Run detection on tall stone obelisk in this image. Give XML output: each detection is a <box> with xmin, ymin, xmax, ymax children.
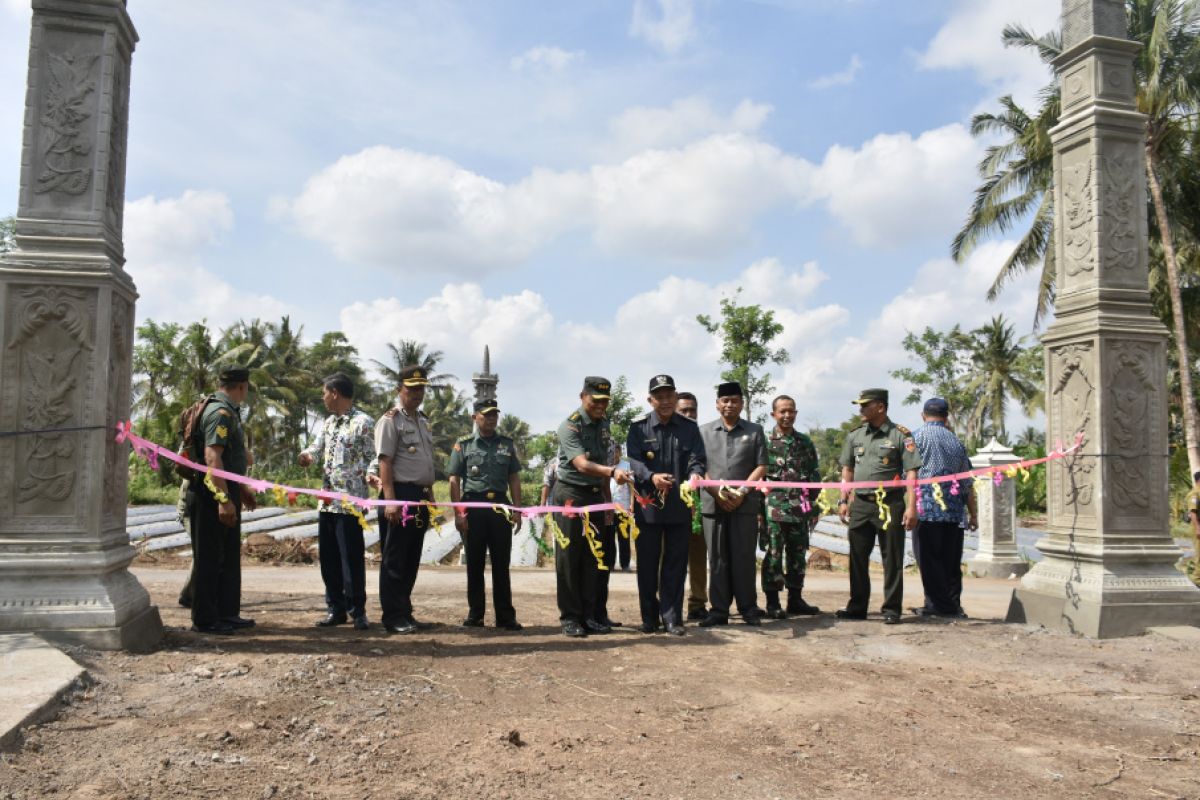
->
<box><xmin>1007</xmin><ymin>0</ymin><xmax>1200</xmax><ymax>636</ymax></box>
<box><xmin>0</xmin><ymin>0</ymin><xmax>162</xmax><ymax>650</ymax></box>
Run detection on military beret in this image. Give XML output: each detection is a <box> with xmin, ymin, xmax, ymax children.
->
<box><xmin>716</xmin><ymin>381</ymin><xmax>743</xmax><ymax>398</ymax></box>
<box><xmin>398</xmin><ymin>365</ymin><xmax>431</xmax><ymax>387</ymax></box>
<box><xmin>219</xmin><ymin>366</ymin><xmax>250</xmax><ymax>383</ymax></box>
<box><xmin>852</xmin><ymin>388</ymin><xmax>888</xmax><ymax>405</ymax></box>
<box><xmin>648</xmin><ymin>374</ymin><xmax>676</xmax><ymax>393</ymax></box>
<box><xmin>582</xmin><ymin>376</ymin><xmax>611</xmax><ymax>399</ymax></box>
<box><xmin>473</xmin><ymin>398</ymin><xmax>500</xmax><ymax>414</ymax></box>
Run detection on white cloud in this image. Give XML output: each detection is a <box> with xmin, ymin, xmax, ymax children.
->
<box><xmin>810</xmin><ymin>124</ymin><xmax>983</xmax><ymax>248</ymax></box>
<box><xmin>807</xmin><ymin>54</ymin><xmax>863</xmax><ymax>90</ymax></box>
<box><xmin>607</xmin><ymin>97</ymin><xmax>772</xmax><ymax>155</ymax></box>
<box><xmin>510</xmin><ymin>45</ymin><xmax>584</xmax><ymax>72</ymax></box>
<box><xmin>124</xmin><ymin>191</ymin><xmax>291</xmax><ymax>327</ymax></box>
<box><xmin>918</xmin><ymin>0</ymin><xmax>1059</xmax><ymax>108</ymax></box>
<box><xmin>630</xmin><ymin>0</ymin><xmax>698</xmax><ymax>55</ymax></box>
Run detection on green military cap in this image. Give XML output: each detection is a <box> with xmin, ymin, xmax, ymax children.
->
<box><xmin>582</xmin><ymin>376</ymin><xmax>612</xmax><ymax>399</ymax></box>
<box><xmin>219</xmin><ymin>365</ymin><xmax>250</xmax><ymax>383</ymax></box>
<box><xmin>398</xmin><ymin>365</ymin><xmax>432</xmax><ymax>387</ymax></box>
<box><xmin>852</xmin><ymin>388</ymin><xmax>888</xmax><ymax>405</ymax></box>
<box><xmin>473</xmin><ymin>398</ymin><xmax>500</xmax><ymax>414</ymax></box>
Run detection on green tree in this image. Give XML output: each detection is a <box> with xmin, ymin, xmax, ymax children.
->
<box><xmin>890</xmin><ymin>325</ymin><xmax>975</xmax><ymax>430</ymax></box>
<box><xmin>0</xmin><ymin>215</ymin><xmax>14</xmax><ymax>255</ymax></box>
<box><xmin>604</xmin><ymin>375</ymin><xmax>642</xmax><ymax>447</ymax></box>
<box><xmin>696</xmin><ymin>288</ymin><xmax>789</xmax><ymax>420</ymax></box>
<box><xmin>421</xmin><ymin>383</ymin><xmax>472</xmax><ymax>478</ymax></box>
<box><xmin>304</xmin><ymin>331</ymin><xmax>382</xmax><ymax>426</ymax></box>
<box><xmin>371</xmin><ymin>340</ymin><xmax>457</xmax><ymax>389</ymax></box>
<box><xmin>963</xmin><ymin>316</ymin><xmax>1039</xmax><ymax>444</ymax></box>
<box><xmin>497</xmin><ymin>413</ymin><xmax>532</xmax><ymax>458</ymax></box>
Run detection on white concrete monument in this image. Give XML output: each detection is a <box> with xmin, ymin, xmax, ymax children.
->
<box><xmin>0</xmin><ymin>0</ymin><xmax>162</xmax><ymax>650</ymax></box>
<box><xmin>967</xmin><ymin>439</ymin><xmax>1029</xmax><ymax>580</ymax></box>
<box><xmin>1006</xmin><ymin>0</ymin><xmax>1200</xmax><ymax>636</ymax></box>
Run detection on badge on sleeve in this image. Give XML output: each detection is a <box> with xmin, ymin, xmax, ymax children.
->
<box><xmin>216</xmin><ymin>424</ymin><xmax>228</xmax><ymax>439</ymax></box>
<box><xmin>904</xmin><ymin>437</ymin><xmax>915</xmax><ymax>452</ymax></box>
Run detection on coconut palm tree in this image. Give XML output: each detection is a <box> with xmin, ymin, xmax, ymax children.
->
<box><xmin>371</xmin><ymin>339</ymin><xmax>457</xmax><ymax>389</ymax></box>
<box><xmin>963</xmin><ymin>316</ymin><xmax>1038</xmax><ymax>443</ymax></box>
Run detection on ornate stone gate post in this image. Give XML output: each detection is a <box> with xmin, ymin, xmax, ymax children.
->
<box><xmin>1006</xmin><ymin>0</ymin><xmax>1200</xmax><ymax>636</ymax></box>
<box><xmin>0</xmin><ymin>0</ymin><xmax>162</xmax><ymax>649</ymax></box>
<box><xmin>967</xmin><ymin>439</ymin><xmax>1028</xmax><ymax>580</ymax></box>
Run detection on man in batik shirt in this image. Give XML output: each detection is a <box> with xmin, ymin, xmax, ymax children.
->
<box><xmin>299</xmin><ymin>373</ymin><xmax>376</xmax><ymax>630</ymax></box>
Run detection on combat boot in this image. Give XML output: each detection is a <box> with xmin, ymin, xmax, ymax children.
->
<box><xmin>787</xmin><ymin>580</ymin><xmax>821</xmax><ymax>616</ymax></box>
<box><xmin>764</xmin><ymin>590</ymin><xmax>786</xmax><ymax>619</ymax></box>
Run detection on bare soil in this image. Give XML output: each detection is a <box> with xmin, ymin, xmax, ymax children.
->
<box><xmin>2</xmin><ymin>564</ymin><xmax>1199</xmax><ymax>800</ymax></box>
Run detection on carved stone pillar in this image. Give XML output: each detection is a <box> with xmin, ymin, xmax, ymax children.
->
<box><xmin>0</xmin><ymin>0</ymin><xmax>161</xmax><ymax>650</ymax></box>
<box><xmin>967</xmin><ymin>440</ymin><xmax>1029</xmax><ymax>579</ymax></box>
<box><xmin>1006</xmin><ymin>0</ymin><xmax>1200</xmax><ymax>636</ymax></box>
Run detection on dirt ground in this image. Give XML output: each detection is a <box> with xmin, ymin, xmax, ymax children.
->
<box><xmin>2</xmin><ymin>560</ymin><xmax>1199</xmax><ymax>800</ymax></box>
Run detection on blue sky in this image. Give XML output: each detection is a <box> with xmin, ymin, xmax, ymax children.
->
<box><xmin>0</xmin><ymin>0</ymin><xmax>1060</xmax><ymax>433</ymax></box>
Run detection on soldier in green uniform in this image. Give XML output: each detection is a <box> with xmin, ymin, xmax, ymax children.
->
<box><xmin>189</xmin><ymin>366</ymin><xmax>257</xmax><ymax>635</ymax></box>
<box><xmin>762</xmin><ymin>395</ymin><xmax>822</xmax><ymax>618</ymax></box>
<box><xmin>553</xmin><ymin>377</ymin><xmax>633</xmax><ymax>637</ymax></box>
<box><xmin>836</xmin><ymin>388</ymin><xmax>921</xmax><ymax>625</ymax></box>
<box><xmin>1187</xmin><ymin>471</ymin><xmax>1200</xmax><ymax>579</ymax></box>
<box><xmin>448</xmin><ymin>398</ymin><xmax>525</xmax><ymax>631</ymax></box>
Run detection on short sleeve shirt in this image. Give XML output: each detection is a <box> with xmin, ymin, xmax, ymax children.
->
<box><xmin>447</xmin><ymin>432</ymin><xmax>522</xmax><ymax>495</ymax></box>
<box><xmin>374</xmin><ymin>407</ymin><xmax>436</xmax><ymax>486</ymax></box>
<box><xmin>556</xmin><ymin>407</ymin><xmax>612</xmax><ymax>489</ymax></box>
<box><xmin>839</xmin><ymin>418</ymin><xmax>922</xmax><ymax>489</ymax></box>
<box><xmin>200</xmin><ymin>391</ymin><xmax>246</xmax><ymax>476</ymax></box>
<box><xmin>699</xmin><ymin>416</ymin><xmax>767</xmax><ymax>517</ymax></box>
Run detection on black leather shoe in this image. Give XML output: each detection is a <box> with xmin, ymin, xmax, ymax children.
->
<box><xmin>191</xmin><ymin>623</ymin><xmax>235</xmax><ymax>635</ymax></box>
<box><xmin>883</xmin><ymin>612</ymin><xmax>902</xmax><ymax>625</ymax></box>
<box><xmin>353</xmin><ymin>616</ymin><xmax>370</xmax><ymax>630</ymax></box>
<box><xmin>221</xmin><ymin>616</ymin><xmax>256</xmax><ymax>629</ymax></box>
<box><xmin>787</xmin><ymin>598</ymin><xmax>822</xmax><ymax>616</ymax></box>
<box><xmin>765</xmin><ymin>604</ymin><xmax>786</xmax><ymax>620</ymax></box>
<box><xmin>462</xmin><ymin>617</ymin><xmax>485</xmax><ymax>628</ymax></box>
<box><xmin>410</xmin><ymin>617</ymin><xmax>434</xmax><ymax>631</ymax></box>
<box><xmin>385</xmin><ymin>619</ymin><xmax>417</xmax><ymax>634</ymax></box>
<box><xmin>602</xmin><ymin>618</ymin><xmax>622</xmax><ymax>628</ymax></box>
<box><xmin>742</xmin><ymin>614</ymin><xmax>762</xmax><ymax>627</ymax></box>
<box><xmin>562</xmin><ymin>621</ymin><xmax>587</xmax><ymax>637</ymax></box>
<box><xmin>686</xmin><ymin>608</ymin><xmax>707</xmax><ymax>622</ymax></box>
<box><xmin>835</xmin><ymin>609</ymin><xmax>867</xmax><ymax>620</ymax></box>
<box><xmin>316</xmin><ymin>614</ymin><xmax>348</xmax><ymax>627</ymax></box>
<box><xmin>665</xmin><ymin>623</ymin><xmax>686</xmax><ymax>636</ymax></box>
<box><xmin>698</xmin><ymin>614</ymin><xmax>728</xmax><ymax>628</ymax></box>
<box><xmin>497</xmin><ymin>620</ymin><xmax>524</xmax><ymax>631</ymax></box>
<box><xmin>639</xmin><ymin>621</ymin><xmax>660</xmax><ymax>634</ymax></box>
<box><xmin>584</xmin><ymin>619</ymin><xmax>612</xmax><ymax>634</ymax></box>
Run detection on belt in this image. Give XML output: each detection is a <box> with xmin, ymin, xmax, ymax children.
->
<box><xmin>557</xmin><ymin>482</ymin><xmax>602</xmax><ymax>494</ymax></box>
<box><xmin>854</xmin><ymin>489</ymin><xmax>905</xmax><ymax>501</ymax></box>
<box><xmin>463</xmin><ymin>490</ymin><xmax>510</xmax><ymax>503</ymax></box>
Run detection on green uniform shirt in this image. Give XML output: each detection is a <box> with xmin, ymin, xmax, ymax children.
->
<box><xmin>839</xmin><ymin>418</ymin><xmax>921</xmax><ymax>490</ymax></box>
<box><xmin>766</xmin><ymin>427</ymin><xmax>820</xmax><ymax>522</ymax></box>
<box><xmin>556</xmin><ymin>407</ymin><xmax>612</xmax><ymax>489</ymax></box>
<box><xmin>200</xmin><ymin>391</ymin><xmax>247</xmax><ymax>476</ymax></box>
<box><xmin>447</xmin><ymin>431</ymin><xmax>522</xmax><ymax>496</ymax></box>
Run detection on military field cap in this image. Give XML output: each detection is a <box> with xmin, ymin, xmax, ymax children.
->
<box><xmin>923</xmin><ymin>397</ymin><xmax>950</xmax><ymax>416</ymax></box>
<box><xmin>717</xmin><ymin>381</ymin><xmax>744</xmax><ymax>398</ymax></box>
<box><xmin>852</xmin><ymin>388</ymin><xmax>888</xmax><ymax>405</ymax></box>
<box><xmin>398</xmin><ymin>365</ymin><xmax>431</xmax><ymax>387</ymax></box>
<box><xmin>582</xmin><ymin>376</ymin><xmax>612</xmax><ymax>399</ymax></box>
<box><xmin>648</xmin><ymin>374</ymin><xmax>676</xmax><ymax>393</ymax></box>
<box><xmin>473</xmin><ymin>398</ymin><xmax>500</xmax><ymax>414</ymax></box>
<box><xmin>219</xmin><ymin>366</ymin><xmax>250</xmax><ymax>383</ymax></box>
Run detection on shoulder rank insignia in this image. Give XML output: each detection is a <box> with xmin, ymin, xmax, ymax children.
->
<box><xmin>896</xmin><ymin>425</ymin><xmax>911</xmax><ymax>435</ymax></box>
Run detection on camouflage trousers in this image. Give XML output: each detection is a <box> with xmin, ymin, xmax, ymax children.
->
<box><xmin>760</xmin><ymin>516</ymin><xmax>812</xmax><ymax>593</ymax></box>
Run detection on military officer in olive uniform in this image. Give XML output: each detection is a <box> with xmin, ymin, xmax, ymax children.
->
<box><xmin>189</xmin><ymin>366</ymin><xmax>258</xmax><ymax>635</ymax></box>
<box><xmin>836</xmin><ymin>388</ymin><xmax>922</xmax><ymax>625</ymax></box>
<box><xmin>375</xmin><ymin>365</ymin><xmax>437</xmax><ymax>635</ymax></box>
<box><xmin>626</xmin><ymin>375</ymin><xmax>707</xmax><ymax>635</ymax></box>
<box><xmin>553</xmin><ymin>377</ymin><xmax>633</xmax><ymax>637</ymax></box>
<box><xmin>447</xmin><ymin>398</ymin><xmax>525</xmax><ymax>631</ymax></box>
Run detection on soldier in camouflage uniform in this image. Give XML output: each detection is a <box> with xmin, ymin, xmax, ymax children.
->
<box><xmin>761</xmin><ymin>395</ymin><xmax>822</xmax><ymax>618</ymax></box>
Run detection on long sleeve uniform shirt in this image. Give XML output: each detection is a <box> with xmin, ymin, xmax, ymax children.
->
<box><xmin>625</xmin><ymin>412</ymin><xmax>707</xmax><ymax>525</ymax></box>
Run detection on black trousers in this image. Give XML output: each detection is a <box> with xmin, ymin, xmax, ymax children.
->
<box><xmin>635</xmin><ymin>522</ymin><xmax>690</xmax><ymax>626</ymax></box>
<box><xmin>190</xmin><ymin>492</ymin><xmax>241</xmax><ymax>628</ymax></box>
<box><xmin>553</xmin><ymin>482</ymin><xmax>602</xmax><ymax>624</ymax></box>
<box><xmin>912</xmin><ymin>520</ymin><xmax>965</xmax><ymax>614</ymax></box>
<box><xmin>318</xmin><ymin>511</ymin><xmax>367</xmax><ymax>619</ymax></box>
<box><xmin>594</xmin><ymin>521</ymin><xmax>617</xmax><ymax>621</ymax></box>
<box><xmin>702</xmin><ymin>512</ymin><xmax>760</xmax><ymax>617</ymax></box>
<box><xmin>377</xmin><ymin>483</ymin><xmax>430</xmax><ymax>627</ymax></box>
<box><xmin>616</xmin><ymin>524</ymin><xmax>632</xmax><ymax>570</ymax></box>
<box><xmin>463</xmin><ymin>499</ymin><xmax>516</xmax><ymax>625</ymax></box>
<box><xmin>846</xmin><ymin>495</ymin><xmax>907</xmax><ymax>616</ymax></box>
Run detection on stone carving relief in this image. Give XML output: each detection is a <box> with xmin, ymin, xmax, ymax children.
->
<box><xmin>1052</xmin><ymin>343</ymin><xmax>1095</xmax><ymax>511</ymax></box>
<box><xmin>103</xmin><ymin>295</ymin><xmax>130</xmax><ymax>519</ymax></box>
<box><xmin>105</xmin><ymin>57</ymin><xmax>129</xmax><ymax>235</ymax></box>
<box><xmin>6</xmin><ymin>287</ymin><xmax>94</xmax><ymax>511</ymax></box>
<box><xmin>35</xmin><ymin>49</ymin><xmax>100</xmax><ymax>196</ymax></box>
<box><xmin>1101</xmin><ymin>149</ymin><xmax>1139</xmax><ymax>274</ymax></box>
<box><xmin>1063</xmin><ymin>63</ymin><xmax>1091</xmax><ymax>109</ymax></box>
<box><xmin>1062</xmin><ymin>157</ymin><xmax>1095</xmax><ymax>279</ymax></box>
<box><xmin>1108</xmin><ymin>342</ymin><xmax>1154</xmax><ymax>510</ymax></box>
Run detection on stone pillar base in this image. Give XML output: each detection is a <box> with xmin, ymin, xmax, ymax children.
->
<box><xmin>37</xmin><ymin>605</ymin><xmax>163</xmax><ymax>653</ymax></box>
<box><xmin>967</xmin><ymin>559</ymin><xmax>1030</xmax><ymax>580</ymax></box>
<box><xmin>1006</xmin><ymin>558</ymin><xmax>1200</xmax><ymax>637</ymax></box>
